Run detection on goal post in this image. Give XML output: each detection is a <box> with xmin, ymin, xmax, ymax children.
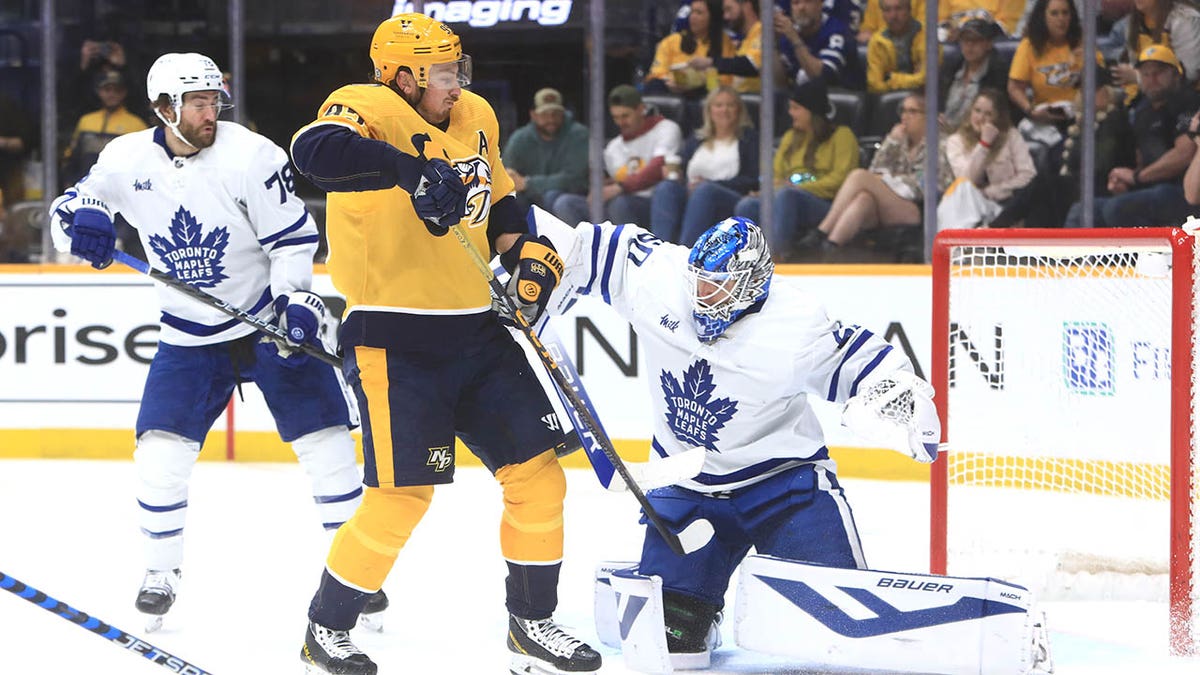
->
<box><xmin>930</xmin><ymin>227</ymin><xmax>1199</xmax><ymax>656</ymax></box>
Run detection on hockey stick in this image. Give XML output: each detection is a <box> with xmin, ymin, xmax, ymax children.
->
<box><xmin>449</xmin><ymin>222</ymin><xmax>712</xmax><ymax>555</ymax></box>
<box><xmin>112</xmin><ymin>249</ymin><xmax>343</xmax><ymax>369</ymax></box>
<box><xmin>490</xmin><ymin>261</ymin><xmax>706</xmax><ymax>492</ymax></box>
<box><xmin>0</xmin><ymin>571</ymin><xmax>213</xmax><ymax>674</ymax></box>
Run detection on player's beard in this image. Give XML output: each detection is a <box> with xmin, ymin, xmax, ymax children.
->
<box><xmin>179</xmin><ymin>118</ymin><xmax>217</xmax><ymax>149</ymax></box>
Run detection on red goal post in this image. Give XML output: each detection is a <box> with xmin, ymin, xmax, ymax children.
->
<box><xmin>930</xmin><ymin>227</ymin><xmax>1199</xmax><ymax>656</ymax></box>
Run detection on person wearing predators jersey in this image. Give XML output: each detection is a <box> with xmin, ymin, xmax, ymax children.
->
<box><xmin>289</xmin><ymin>13</ymin><xmax>600</xmax><ymax>675</ymax></box>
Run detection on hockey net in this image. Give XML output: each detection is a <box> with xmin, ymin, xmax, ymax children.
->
<box><xmin>930</xmin><ymin>228</ymin><xmax>1200</xmax><ymax>656</ymax></box>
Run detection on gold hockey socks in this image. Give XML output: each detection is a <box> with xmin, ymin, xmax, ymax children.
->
<box><xmin>325</xmin><ymin>484</ymin><xmax>434</xmax><ymax>592</ymax></box>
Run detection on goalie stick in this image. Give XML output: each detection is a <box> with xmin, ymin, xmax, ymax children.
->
<box><xmin>0</xmin><ymin>571</ymin><xmax>212</xmax><ymax>674</ymax></box>
<box><xmin>489</xmin><ymin>261</ymin><xmax>707</xmax><ymax>492</ymax></box>
<box><xmin>112</xmin><ymin>249</ymin><xmax>343</xmax><ymax>369</ymax></box>
<box><xmin>447</xmin><ymin>220</ymin><xmax>712</xmax><ymax>555</ymax></box>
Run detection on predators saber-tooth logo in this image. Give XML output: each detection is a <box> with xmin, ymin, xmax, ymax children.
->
<box><xmin>452</xmin><ymin>156</ymin><xmax>494</xmax><ymax>227</ymax></box>
<box><xmin>427</xmin><ymin>446</ymin><xmax>453</xmax><ymax>472</ymax></box>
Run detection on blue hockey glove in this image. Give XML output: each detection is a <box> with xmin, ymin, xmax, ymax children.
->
<box><xmin>273</xmin><ymin>291</ymin><xmax>326</xmax><ymax>346</ymax></box>
<box><xmin>499</xmin><ymin>234</ymin><xmax>563</xmax><ymax>325</ymax></box>
<box><xmin>410</xmin><ymin>158</ymin><xmax>467</xmax><ymax>236</ymax></box>
<box><xmin>70</xmin><ymin>202</ymin><xmax>116</xmax><ymax>269</ymax></box>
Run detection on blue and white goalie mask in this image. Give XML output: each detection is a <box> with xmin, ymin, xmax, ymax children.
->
<box><xmin>685</xmin><ymin>217</ymin><xmax>774</xmax><ymax>342</ymax></box>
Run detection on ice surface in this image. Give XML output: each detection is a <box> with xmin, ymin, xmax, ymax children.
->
<box><xmin>0</xmin><ymin>460</ymin><xmax>1195</xmax><ymax>674</ymax></box>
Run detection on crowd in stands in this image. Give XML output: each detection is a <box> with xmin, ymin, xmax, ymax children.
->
<box><xmin>532</xmin><ymin>0</ymin><xmax>1200</xmax><ymax>263</ymax></box>
<box><xmin>10</xmin><ymin>1</ymin><xmax>1200</xmax><ymax>264</ymax></box>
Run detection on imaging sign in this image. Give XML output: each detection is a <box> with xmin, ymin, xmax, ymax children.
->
<box><xmin>391</xmin><ymin>1</ymin><xmax>576</xmax><ymax>29</ymax></box>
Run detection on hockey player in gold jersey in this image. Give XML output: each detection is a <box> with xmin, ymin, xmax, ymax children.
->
<box><xmin>290</xmin><ymin>13</ymin><xmax>600</xmax><ymax>675</ymax></box>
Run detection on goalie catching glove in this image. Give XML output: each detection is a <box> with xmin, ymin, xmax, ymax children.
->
<box><xmin>499</xmin><ymin>234</ymin><xmax>563</xmax><ymax>325</ymax></box>
<box><xmin>842</xmin><ymin>369</ymin><xmax>940</xmax><ymax>463</ymax></box>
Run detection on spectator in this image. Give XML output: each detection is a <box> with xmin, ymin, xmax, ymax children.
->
<box><xmin>940</xmin><ymin>1</ymin><xmax>1027</xmax><ymax>39</ymax></box>
<box><xmin>1183</xmin><ymin>109</ymin><xmax>1200</xmax><ymax>204</ymax></box>
<box><xmin>1008</xmin><ymin>0</ymin><xmax>1110</xmax><ymax>131</ymax></box>
<box><xmin>733</xmin><ymin>78</ymin><xmax>859</xmax><ymax>261</ymax></box>
<box><xmin>0</xmin><ymin>92</ymin><xmax>33</xmax><ymax>206</ymax></box>
<box><xmin>802</xmin><ymin>93</ymin><xmax>950</xmax><ymax>254</ymax></box>
<box><xmin>825</xmin><ymin>0</ymin><xmax>868</xmax><ymax>35</ymax></box>
<box><xmin>940</xmin><ymin>88</ymin><xmax>1037</xmax><ymax>228</ymax></box>
<box><xmin>62</xmin><ymin>70</ymin><xmax>149</xmax><ymax>189</ymax></box>
<box><xmin>503</xmin><ymin>88</ymin><xmax>589</xmax><ymax>213</ymax></box>
<box><xmin>649</xmin><ymin>85</ymin><xmax>760</xmax><ymax>244</ymax></box>
<box><xmin>551</xmin><ymin>85</ymin><xmax>682</xmax><ymax>227</ymax></box>
<box><xmin>866</xmin><ymin>0</ymin><xmax>933</xmax><ymax>93</ymax></box>
<box><xmin>1111</xmin><ymin>0</ymin><xmax>1200</xmax><ymax>99</ymax></box>
<box><xmin>687</xmin><ymin>0</ymin><xmax>764</xmax><ymax>93</ymax></box>
<box><xmin>939</xmin><ymin>18</ymin><xmax>1011</xmax><ymax>130</ymax></box>
<box><xmin>776</xmin><ymin>0</ymin><xmax>865</xmax><ymax>88</ymax></box>
<box><xmin>859</xmin><ymin>0</ymin><xmax>927</xmax><ymax>44</ymax></box>
<box><xmin>645</xmin><ymin>0</ymin><xmax>735</xmax><ymax>96</ymax></box>
<box><xmin>1066</xmin><ymin>45</ymin><xmax>1200</xmax><ymax>227</ymax></box>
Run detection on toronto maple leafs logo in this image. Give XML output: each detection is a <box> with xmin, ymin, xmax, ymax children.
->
<box><xmin>148</xmin><ymin>207</ymin><xmax>230</xmax><ymax>288</ymax></box>
<box><xmin>660</xmin><ymin>359</ymin><xmax>738</xmax><ymax>450</ymax></box>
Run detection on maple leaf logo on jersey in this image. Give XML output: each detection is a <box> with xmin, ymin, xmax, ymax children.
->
<box><xmin>148</xmin><ymin>206</ymin><xmax>230</xmax><ymax>288</ymax></box>
<box><xmin>660</xmin><ymin>359</ymin><xmax>738</xmax><ymax>451</ymax></box>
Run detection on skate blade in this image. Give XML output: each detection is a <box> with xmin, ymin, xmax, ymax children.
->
<box><xmin>357</xmin><ymin>612</ymin><xmax>384</xmax><ymax>633</ymax></box>
<box><xmin>144</xmin><ymin>615</ymin><xmax>163</xmax><ymax>633</ymax></box>
<box><xmin>510</xmin><ymin>653</ymin><xmax>581</xmax><ymax>675</ymax></box>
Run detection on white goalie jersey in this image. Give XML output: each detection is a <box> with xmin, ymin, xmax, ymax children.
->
<box><xmin>539</xmin><ymin>212</ymin><xmax>918</xmax><ymax>493</ymax></box>
<box><xmin>50</xmin><ymin>122</ymin><xmax>319</xmax><ymax>347</ymax></box>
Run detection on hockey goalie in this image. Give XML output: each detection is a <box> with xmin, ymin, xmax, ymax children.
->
<box><xmin>522</xmin><ymin>208</ymin><xmax>1052</xmax><ymax>674</ymax></box>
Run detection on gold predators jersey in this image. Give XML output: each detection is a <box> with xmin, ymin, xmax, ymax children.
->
<box><xmin>295</xmin><ymin>85</ymin><xmax>515</xmax><ymax>322</ymax></box>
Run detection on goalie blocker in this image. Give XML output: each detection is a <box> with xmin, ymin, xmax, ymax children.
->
<box><xmin>595</xmin><ymin>556</ymin><xmax>1053</xmax><ymax>675</ymax></box>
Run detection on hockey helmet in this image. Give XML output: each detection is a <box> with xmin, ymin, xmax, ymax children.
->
<box><xmin>146</xmin><ymin>52</ymin><xmax>230</xmax><ymax>110</ymax></box>
<box><xmin>685</xmin><ymin>217</ymin><xmax>774</xmax><ymax>342</ymax></box>
<box><xmin>370</xmin><ymin>13</ymin><xmax>472</xmax><ymax>89</ymax></box>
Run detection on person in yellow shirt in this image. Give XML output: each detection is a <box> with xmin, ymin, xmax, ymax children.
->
<box><xmin>866</xmin><ymin>0</ymin><xmax>934</xmax><ymax>93</ymax></box>
<box><xmin>61</xmin><ymin>69</ymin><xmax>148</xmax><ymax>188</ymax></box>
<box><xmin>939</xmin><ymin>0</ymin><xmax>1026</xmax><ymax>38</ymax></box>
<box><xmin>645</xmin><ymin>0</ymin><xmax>735</xmax><ymax>95</ymax></box>
<box><xmin>859</xmin><ymin>0</ymin><xmax>926</xmax><ymax>44</ymax></box>
<box><xmin>289</xmin><ymin>13</ymin><xmax>599</xmax><ymax>675</ymax></box>
<box><xmin>733</xmin><ymin>78</ymin><xmax>859</xmax><ymax>261</ymax></box>
<box><xmin>1007</xmin><ymin>0</ymin><xmax>1110</xmax><ymax>124</ymax></box>
<box><xmin>689</xmin><ymin>0</ymin><xmax>763</xmax><ymax>93</ymax></box>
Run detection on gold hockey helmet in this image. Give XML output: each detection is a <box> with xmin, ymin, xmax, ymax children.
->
<box><xmin>370</xmin><ymin>13</ymin><xmax>472</xmax><ymax>89</ymax></box>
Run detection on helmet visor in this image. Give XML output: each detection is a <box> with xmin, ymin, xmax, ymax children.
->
<box><xmin>427</xmin><ymin>55</ymin><xmax>472</xmax><ymax>89</ymax></box>
<box><xmin>179</xmin><ymin>90</ymin><xmax>234</xmax><ymax>115</ymax></box>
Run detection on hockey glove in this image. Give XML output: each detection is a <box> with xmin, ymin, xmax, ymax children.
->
<box><xmin>842</xmin><ymin>370</ymin><xmax>941</xmax><ymax>463</ymax></box>
<box><xmin>410</xmin><ymin>158</ymin><xmax>467</xmax><ymax>236</ymax></box>
<box><xmin>499</xmin><ymin>234</ymin><xmax>563</xmax><ymax>325</ymax></box>
<box><xmin>70</xmin><ymin>201</ymin><xmax>117</xmax><ymax>269</ymax></box>
<box><xmin>273</xmin><ymin>291</ymin><xmax>326</xmax><ymax>346</ymax></box>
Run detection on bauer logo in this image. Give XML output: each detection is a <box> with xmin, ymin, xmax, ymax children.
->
<box><xmin>660</xmin><ymin>359</ymin><xmax>737</xmax><ymax>451</ymax></box>
<box><xmin>1062</xmin><ymin>322</ymin><xmax>1114</xmax><ymax>395</ymax></box>
<box><xmin>392</xmin><ymin>1</ymin><xmax>574</xmax><ymax>28</ymax></box>
<box><xmin>148</xmin><ymin>207</ymin><xmax>230</xmax><ymax>288</ymax></box>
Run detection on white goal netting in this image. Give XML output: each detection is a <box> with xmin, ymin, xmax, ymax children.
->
<box><xmin>936</xmin><ymin>236</ymin><xmax>1199</xmax><ymax>655</ymax></box>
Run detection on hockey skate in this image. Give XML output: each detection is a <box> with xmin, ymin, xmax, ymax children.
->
<box><xmin>302</xmin><ymin>620</ymin><xmax>378</xmax><ymax>675</ymax></box>
<box><xmin>356</xmin><ymin>589</ymin><xmax>389</xmax><ymax>633</ymax></box>
<box><xmin>508</xmin><ymin>615</ymin><xmax>601</xmax><ymax>674</ymax></box>
<box><xmin>134</xmin><ymin>568</ymin><xmax>180</xmax><ymax>633</ymax></box>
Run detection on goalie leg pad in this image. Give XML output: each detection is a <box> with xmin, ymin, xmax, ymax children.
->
<box><xmin>291</xmin><ymin>425</ymin><xmax>364</xmax><ymax>531</ymax></box>
<box><xmin>134</xmin><ymin>430</ymin><xmax>201</xmax><ymax>571</ymax></box>
<box><xmin>608</xmin><ymin>567</ymin><xmax>673</xmax><ymax>674</ymax></box>
<box><xmin>734</xmin><ymin>554</ymin><xmax>1048</xmax><ymax>675</ymax></box>
<box><xmin>594</xmin><ymin>562</ymin><xmax>637</xmax><ymax>649</ymax></box>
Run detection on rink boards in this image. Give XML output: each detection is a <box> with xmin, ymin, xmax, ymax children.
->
<box><xmin>0</xmin><ymin>263</ymin><xmax>931</xmax><ymax>481</ymax></box>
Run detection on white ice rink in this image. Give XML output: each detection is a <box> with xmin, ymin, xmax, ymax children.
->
<box><xmin>0</xmin><ymin>459</ymin><xmax>1196</xmax><ymax>674</ymax></box>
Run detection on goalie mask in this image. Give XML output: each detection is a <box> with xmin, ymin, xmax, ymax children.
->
<box><xmin>146</xmin><ymin>52</ymin><xmax>231</xmax><ymax>149</ymax></box>
<box><xmin>371</xmin><ymin>13</ymin><xmax>472</xmax><ymax>90</ymax></box>
<box><xmin>685</xmin><ymin>217</ymin><xmax>774</xmax><ymax>342</ymax></box>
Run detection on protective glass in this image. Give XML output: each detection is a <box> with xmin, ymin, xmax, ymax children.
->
<box><xmin>427</xmin><ymin>55</ymin><xmax>472</xmax><ymax>89</ymax></box>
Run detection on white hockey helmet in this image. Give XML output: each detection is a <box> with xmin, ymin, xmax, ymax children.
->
<box><xmin>146</xmin><ymin>53</ymin><xmax>230</xmax><ymax>146</ymax></box>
